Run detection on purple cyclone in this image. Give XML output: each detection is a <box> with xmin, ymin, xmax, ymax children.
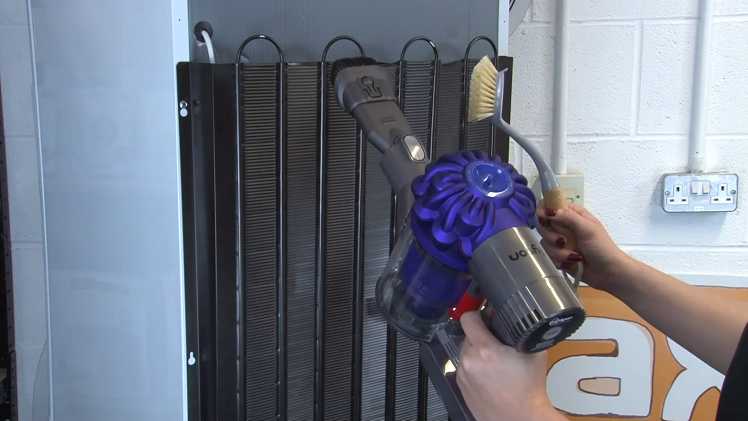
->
<box><xmin>398</xmin><ymin>150</ymin><xmax>538</xmax><ymax>319</ymax></box>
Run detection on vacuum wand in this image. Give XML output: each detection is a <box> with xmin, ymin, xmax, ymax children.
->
<box><xmin>331</xmin><ymin>57</ymin><xmax>430</xmax><ymax>228</ymax></box>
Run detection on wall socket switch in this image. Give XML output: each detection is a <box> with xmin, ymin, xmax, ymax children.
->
<box><xmin>661</xmin><ymin>173</ymin><xmax>739</xmax><ymax>213</ymax></box>
<box><xmin>532</xmin><ymin>173</ymin><xmax>585</xmax><ymax>206</ymax></box>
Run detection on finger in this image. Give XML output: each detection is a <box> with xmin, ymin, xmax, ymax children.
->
<box><xmin>536</xmin><ymin>201</ymin><xmax>547</xmax><ymax>222</ymax></box>
<box><xmin>567</xmin><ymin>203</ymin><xmax>600</xmax><ymax>223</ymax></box>
<box><xmin>456</xmin><ymin>362</ymin><xmax>470</xmax><ymax>390</ymax></box>
<box><xmin>536</xmin><ymin>223</ymin><xmax>566</xmax><ymax>246</ymax></box>
<box><xmin>540</xmin><ymin>238</ymin><xmax>578</xmax><ymax>263</ymax></box>
<box><xmin>544</xmin><ymin>207</ymin><xmax>593</xmax><ymax>238</ymax></box>
<box><xmin>558</xmin><ymin>260</ymin><xmax>579</xmax><ymax>272</ymax></box>
<box><xmin>548</xmin><ymin>257</ymin><xmax>579</xmax><ymax>274</ymax></box>
<box><xmin>542</xmin><ymin>200</ymin><xmax>599</xmax><ymax>225</ymax></box>
<box><xmin>460</xmin><ymin>311</ymin><xmax>495</xmax><ymax>349</ymax></box>
<box><xmin>461</xmin><ymin>334</ymin><xmax>473</xmax><ymax>350</ymax></box>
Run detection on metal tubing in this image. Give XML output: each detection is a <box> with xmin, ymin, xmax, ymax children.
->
<box><xmin>318</xmin><ymin>35</ymin><xmax>366</xmax><ymax>421</ymax></box>
<box><xmin>235</xmin><ymin>34</ymin><xmax>287</xmax><ymax>420</ymax></box>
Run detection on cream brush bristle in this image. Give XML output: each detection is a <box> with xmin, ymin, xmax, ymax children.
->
<box><xmin>468</xmin><ymin>56</ymin><xmax>500</xmax><ymax>123</ymax></box>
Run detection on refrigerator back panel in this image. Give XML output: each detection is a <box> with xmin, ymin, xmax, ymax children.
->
<box><xmin>177</xmin><ymin>35</ymin><xmax>514</xmax><ymax>421</ymax></box>
<box><xmin>189</xmin><ymin>0</ymin><xmax>501</xmax><ymax>63</ymax></box>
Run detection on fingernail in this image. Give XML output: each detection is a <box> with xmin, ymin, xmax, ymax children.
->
<box><xmin>556</xmin><ymin>237</ymin><xmax>567</xmax><ymax>246</ymax></box>
<box><xmin>560</xmin><ymin>262</ymin><xmax>572</xmax><ymax>270</ymax></box>
<box><xmin>545</xmin><ymin>209</ymin><xmax>557</xmax><ymax>217</ymax></box>
<box><xmin>567</xmin><ymin>253</ymin><xmax>583</xmax><ymax>262</ymax></box>
<box><xmin>538</xmin><ymin>217</ymin><xmax>547</xmax><ymax>226</ymax></box>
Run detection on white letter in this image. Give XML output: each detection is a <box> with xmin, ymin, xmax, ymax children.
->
<box><xmin>662</xmin><ymin>338</ymin><xmax>724</xmax><ymax>421</ymax></box>
<box><xmin>547</xmin><ymin>318</ymin><xmax>654</xmax><ymax>417</ymax></box>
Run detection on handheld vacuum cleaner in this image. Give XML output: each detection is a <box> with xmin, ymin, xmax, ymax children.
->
<box><xmin>331</xmin><ymin>57</ymin><xmax>586</xmax><ymax>420</ymax></box>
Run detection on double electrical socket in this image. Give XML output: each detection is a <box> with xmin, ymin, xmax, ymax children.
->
<box><xmin>661</xmin><ymin>173</ymin><xmax>739</xmax><ymax>213</ymax></box>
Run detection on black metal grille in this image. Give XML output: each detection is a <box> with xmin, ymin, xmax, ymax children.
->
<box><xmin>0</xmin><ymin>67</ymin><xmax>17</xmax><ymax>421</ymax></box>
<box><xmin>395</xmin><ymin>60</ymin><xmax>436</xmax><ymax>421</ymax></box>
<box><xmin>240</xmin><ymin>63</ymin><xmax>281</xmax><ymax>421</ymax></box>
<box><xmin>433</xmin><ymin>61</ymin><xmax>464</xmax><ymax>161</ymax></box>
<box><xmin>319</xmin><ymin>62</ymin><xmax>361</xmax><ymax>420</ymax></box>
<box><xmin>284</xmin><ymin>64</ymin><xmax>321</xmax><ymax>420</ymax></box>
<box><xmin>178</xmin><ymin>45</ymin><xmax>513</xmax><ymax>421</ymax></box>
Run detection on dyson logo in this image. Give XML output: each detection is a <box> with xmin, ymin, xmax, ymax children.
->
<box><xmin>549</xmin><ymin>316</ymin><xmax>573</xmax><ymax>326</ymax></box>
<box><xmin>508</xmin><ymin>244</ymin><xmax>541</xmax><ymax>261</ymax></box>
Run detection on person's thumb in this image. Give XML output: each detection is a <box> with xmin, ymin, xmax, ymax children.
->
<box><xmin>460</xmin><ymin>311</ymin><xmax>495</xmax><ymax>349</ymax></box>
<box><xmin>547</xmin><ymin>207</ymin><xmax>594</xmax><ymax>238</ymax></box>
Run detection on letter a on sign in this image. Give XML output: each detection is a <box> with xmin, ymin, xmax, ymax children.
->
<box><xmin>546</xmin><ymin>318</ymin><xmax>654</xmax><ymax>417</ymax></box>
<box><xmin>662</xmin><ymin>338</ymin><xmax>724</xmax><ymax>421</ymax></box>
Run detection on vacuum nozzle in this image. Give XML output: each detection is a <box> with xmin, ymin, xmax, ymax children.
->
<box><xmin>329</xmin><ymin>56</ymin><xmax>379</xmax><ymax>87</ymax></box>
<box><xmin>330</xmin><ymin>56</ymin><xmax>430</xmax><ymax>230</ymax></box>
<box><xmin>330</xmin><ymin>57</ymin><xmax>413</xmax><ymax>154</ymax></box>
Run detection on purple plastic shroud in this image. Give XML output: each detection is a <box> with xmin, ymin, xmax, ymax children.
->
<box><xmin>399</xmin><ymin>150</ymin><xmax>538</xmax><ymax>319</ymax></box>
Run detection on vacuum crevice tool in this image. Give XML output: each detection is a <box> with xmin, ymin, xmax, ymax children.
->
<box><xmin>330</xmin><ymin>57</ymin><xmax>429</xmax><ymax>229</ymax></box>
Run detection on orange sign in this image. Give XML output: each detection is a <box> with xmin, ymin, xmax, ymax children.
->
<box><xmin>546</xmin><ymin>286</ymin><xmax>748</xmax><ymax>421</ymax></box>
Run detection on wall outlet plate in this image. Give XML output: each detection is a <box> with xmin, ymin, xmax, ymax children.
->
<box><xmin>661</xmin><ymin>172</ymin><xmax>739</xmax><ymax>213</ymax></box>
<box><xmin>531</xmin><ymin>173</ymin><xmax>585</xmax><ymax>206</ymax></box>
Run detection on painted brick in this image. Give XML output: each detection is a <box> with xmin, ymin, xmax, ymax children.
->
<box><xmin>0</xmin><ymin>1</ymin><xmax>46</xmax><ymax>414</ymax></box>
<box><xmin>708</xmin><ymin>21</ymin><xmax>748</xmax><ymax>134</ymax></box>
<box><xmin>522</xmin><ymin>138</ymin><xmax>748</xmax><ymax>247</ymax></box>
<box><xmin>0</xmin><ymin>25</ymin><xmax>35</xmax><ymax>137</ymax></box>
<box><xmin>567</xmin><ymin>24</ymin><xmax>636</xmax><ymax>134</ymax></box>
<box><xmin>509</xmin><ymin>25</ymin><xmax>555</xmax><ymax>135</ymax></box>
<box><xmin>16</xmin><ymin>344</ymin><xmax>44</xmax><ymax>421</ymax></box>
<box><xmin>627</xmin><ymin>249</ymin><xmax>748</xmax><ymax>277</ymax></box>
<box><xmin>715</xmin><ymin>0</ymin><xmax>748</xmax><ymax>16</ymax></box>
<box><xmin>522</xmin><ymin>2</ymin><xmax>533</xmax><ymax>23</ymax></box>
<box><xmin>11</xmin><ymin>245</ymin><xmax>47</xmax><ymax>348</ymax></box>
<box><xmin>639</xmin><ymin>23</ymin><xmax>696</xmax><ymax>135</ymax></box>
<box><xmin>586</xmin><ymin>139</ymin><xmax>748</xmax><ymax>246</ymax></box>
<box><xmin>0</xmin><ymin>0</ymin><xmax>27</xmax><ymax>25</ymax></box>
<box><xmin>532</xmin><ymin>0</ymin><xmax>698</xmax><ymax>22</ymax></box>
<box><xmin>5</xmin><ymin>137</ymin><xmax>43</xmax><ymax>242</ymax></box>
<box><xmin>509</xmin><ymin>23</ymin><xmax>636</xmax><ymax>135</ymax></box>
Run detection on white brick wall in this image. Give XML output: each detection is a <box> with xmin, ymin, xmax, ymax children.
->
<box><xmin>0</xmin><ymin>0</ymin><xmax>47</xmax><ymax>420</ymax></box>
<box><xmin>510</xmin><ymin>1</ymin><xmax>748</xmax><ymax>270</ymax></box>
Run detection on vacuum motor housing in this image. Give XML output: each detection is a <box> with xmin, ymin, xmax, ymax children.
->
<box><xmin>375</xmin><ymin>150</ymin><xmax>586</xmax><ymax>352</ymax></box>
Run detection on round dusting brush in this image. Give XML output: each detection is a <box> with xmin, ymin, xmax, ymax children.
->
<box><xmin>330</xmin><ymin>56</ymin><xmax>378</xmax><ymax>84</ymax></box>
<box><xmin>468</xmin><ymin>56</ymin><xmax>582</xmax><ymax>292</ymax></box>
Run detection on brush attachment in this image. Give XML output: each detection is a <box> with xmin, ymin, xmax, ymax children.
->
<box><xmin>330</xmin><ymin>56</ymin><xmax>378</xmax><ymax>83</ymax></box>
<box><xmin>465</xmin><ymin>54</ymin><xmax>584</xmax><ymax>295</ymax></box>
<box><xmin>467</xmin><ymin>56</ymin><xmax>500</xmax><ymax>123</ymax></box>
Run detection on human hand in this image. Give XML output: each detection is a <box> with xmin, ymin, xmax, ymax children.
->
<box><xmin>536</xmin><ymin>200</ymin><xmax>632</xmax><ymax>293</ymax></box>
<box><xmin>456</xmin><ymin>312</ymin><xmax>566</xmax><ymax>421</ymax></box>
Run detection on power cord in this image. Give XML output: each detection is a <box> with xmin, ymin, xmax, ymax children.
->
<box><xmin>201</xmin><ymin>30</ymin><xmax>216</xmax><ymax>64</ymax></box>
<box><xmin>563</xmin><ymin>262</ymin><xmax>583</xmax><ymax>296</ymax></box>
<box><xmin>194</xmin><ymin>21</ymin><xmax>217</xmax><ymax>64</ymax></box>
